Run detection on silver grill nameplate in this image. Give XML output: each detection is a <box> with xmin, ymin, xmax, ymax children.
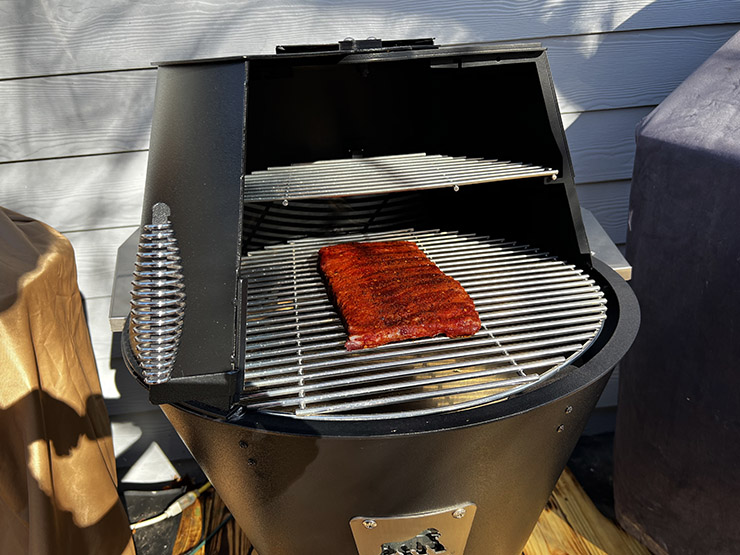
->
<box><xmin>349</xmin><ymin>503</ymin><xmax>477</xmax><ymax>555</ymax></box>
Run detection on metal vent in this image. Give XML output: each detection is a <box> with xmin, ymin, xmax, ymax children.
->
<box><xmin>239</xmin><ymin>229</ymin><xmax>606</xmax><ymax>420</ymax></box>
<box><xmin>242</xmin><ymin>153</ymin><xmax>559</xmax><ymax>203</ymax></box>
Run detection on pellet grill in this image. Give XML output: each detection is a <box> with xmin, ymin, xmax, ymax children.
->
<box><xmin>122</xmin><ymin>38</ymin><xmax>639</xmax><ymax>555</ymax></box>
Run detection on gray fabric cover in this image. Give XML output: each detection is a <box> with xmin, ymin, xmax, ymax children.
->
<box><xmin>614</xmin><ymin>31</ymin><xmax>740</xmax><ymax>554</ymax></box>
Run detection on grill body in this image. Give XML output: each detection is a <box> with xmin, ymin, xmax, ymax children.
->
<box><xmin>123</xmin><ymin>40</ymin><xmax>639</xmax><ymax>554</ymax></box>
<box><xmin>158</xmin><ymin>259</ymin><xmax>636</xmax><ymax>555</ymax></box>
<box><xmin>166</xmin><ymin>378</ymin><xmax>597</xmax><ymax>554</ymax></box>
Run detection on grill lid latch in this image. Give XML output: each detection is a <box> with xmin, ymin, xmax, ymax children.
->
<box><xmin>339</xmin><ymin>37</ymin><xmax>383</xmax><ymax>51</ymax></box>
<box><xmin>275</xmin><ymin>38</ymin><xmax>436</xmax><ymax>55</ymax></box>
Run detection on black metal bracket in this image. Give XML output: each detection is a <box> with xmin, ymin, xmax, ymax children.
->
<box><xmin>147</xmin><ymin>368</ymin><xmax>242</xmax><ymax>409</ymax></box>
<box><xmin>275</xmin><ymin>37</ymin><xmax>436</xmax><ymax>55</ymax></box>
<box><xmin>339</xmin><ymin>37</ymin><xmax>383</xmax><ymax>51</ymax></box>
<box><xmin>121</xmin><ymin>314</ymin><xmax>243</xmax><ymax>411</ymax></box>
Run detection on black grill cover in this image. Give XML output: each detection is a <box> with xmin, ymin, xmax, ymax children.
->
<box><xmin>614</xmin><ymin>31</ymin><xmax>740</xmax><ymax>555</ymax></box>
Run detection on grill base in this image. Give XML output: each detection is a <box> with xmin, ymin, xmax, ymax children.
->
<box><xmin>153</xmin><ymin>257</ymin><xmax>638</xmax><ymax>555</ymax></box>
<box><xmin>163</xmin><ymin>370</ymin><xmax>610</xmax><ymax>555</ymax></box>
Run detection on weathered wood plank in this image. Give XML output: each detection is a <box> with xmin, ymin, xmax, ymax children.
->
<box><xmin>565</xmin><ymin>106</ymin><xmax>653</xmax><ymax>184</ymax></box>
<box><xmin>1</xmin><ymin>26</ymin><xmax>737</xmax><ymax>162</ymax></box>
<box><xmin>176</xmin><ymin>489</ymin><xmax>252</xmax><ymax>555</ymax></box>
<box><xmin>2</xmin><ymin>0</ymin><xmax>739</xmax><ymax>79</ymax></box>
<box><xmin>65</xmin><ymin>225</ymin><xmax>138</xmax><ymax>299</ymax></box>
<box><xmin>576</xmin><ymin>180</ymin><xmax>631</xmax><ymax>244</ymax></box>
<box><xmin>0</xmin><ymin>71</ymin><xmax>155</xmax><ymax>162</ymax></box>
<box><xmin>0</xmin><ymin>151</ymin><xmax>146</xmax><ymax>231</ymax></box>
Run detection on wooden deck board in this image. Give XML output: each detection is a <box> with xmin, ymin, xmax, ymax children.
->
<box><xmin>175</xmin><ymin>468</ymin><xmax>648</xmax><ymax>555</ymax></box>
<box><xmin>523</xmin><ymin>469</ymin><xmax>650</xmax><ymax>555</ymax></box>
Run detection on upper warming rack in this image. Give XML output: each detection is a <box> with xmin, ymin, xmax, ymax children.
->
<box><xmin>239</xmin><ymin>229</ymin><xmax>606</xmax><ymax>420</ymax></box>
<box><xmin>242</xmin><ymin>153</ymin><xmax>559</xmax><ymax>203</ymax></box>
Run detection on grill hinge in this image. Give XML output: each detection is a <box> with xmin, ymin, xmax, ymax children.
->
<box><xmin>147</xmin><ymin>368</ymin><xmax>243</xmax><ymax>409</ymax></box>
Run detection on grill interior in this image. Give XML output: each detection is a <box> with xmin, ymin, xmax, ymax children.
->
<box><xmin>242</xmin><ymin>153</ymin><xmax>559</xmax><ymax>203</ymax></box>
<box><xmin>239</xmin><ymin>229</ymin><xmax>607</xmax><ymax>420</ymax></box>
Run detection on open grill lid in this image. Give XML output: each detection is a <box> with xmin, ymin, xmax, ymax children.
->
<box><xmin>126</xmin><ymin>39</ymin><xmax>591</xmax><ymax>411</ymax></box>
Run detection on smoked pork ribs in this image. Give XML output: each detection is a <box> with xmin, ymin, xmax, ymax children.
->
<box><xmin>318</xmin><ymin>241</ymin><xmax>481</xmax><ymax>350</ymax></box>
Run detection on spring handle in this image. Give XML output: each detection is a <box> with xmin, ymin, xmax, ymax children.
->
<box><xmin>129</xmin><ymin>203</ymin><xmax>185</xmax><ymax>385</ymax></box>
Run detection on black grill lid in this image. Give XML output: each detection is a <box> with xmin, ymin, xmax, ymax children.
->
<box><xmin>127</xmin><ymin>40</ymin><xmax>591</xmax><ymax>410</ymax></box>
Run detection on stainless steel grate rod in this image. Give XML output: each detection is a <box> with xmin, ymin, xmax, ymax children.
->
<box><xmin>243</xmin><ymin>294</ymin><xmax>603</xmax><ymax>338</ymax></box>
<box><xmin>239</xmin><ymin>229</ymin><xmax>606</xmax><ymax>419</ymax></box>
<box><xmin>244</xmin><ymin>248</ymin><xmax>546</xmax><ymax>290</ymax></box>
<box><xmin>243</xmin><ymin>305</ymin><xmax>606</xmax><ymax>348</ymax></box>
<box><xmin>244</xmin><ymin>323</ymin><xmax>603</xmax><ymax>372</ymax></box>
<box><xmin>293</xmin><ymin>369</ymin><xmax>557</xmax><ymax>417</ymax></box>
<box><xmin>246</xmin><ymin>356</ymin><xmax>569</xmax><ymax>411</ymax></box>
<box><xmin>244</xmin><ymin>283</ymin><xmax>601</xmax><ymax>325</ymax></box>
<box><xmin>242</xmin><ymin>231</ymin><xmax>517</xmax><ymax>264</ymax></box>
<box><xmin>245</xmin><ymin>327</ymin><xmax>598</xmax><ymax>376</ymax></box>
<box><xmin>242</xmin><ymin>153</ymin><xmax>558</xmax><ymax>202</ymax></box>
<box><xmin>243</xmin><ymin>315</ymin><xmax>606</xmax><ymax>362</ymax></box>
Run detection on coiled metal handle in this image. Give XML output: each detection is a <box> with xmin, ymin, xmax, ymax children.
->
<box><xmin>130</xmin><ymin>203</ymin><xmax>185</xmax><ymax>385</ymax></box>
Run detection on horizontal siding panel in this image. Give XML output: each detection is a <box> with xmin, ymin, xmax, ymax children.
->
<box><xmin>65</xmin><ymin>225</ymin><xmax>138</xmax><ymax>299</ymax></box>
<box><xmin>0</xmin><ymin>151</ymin><xmax>146</xmax><ymax>232</ymax></box>
<box><xmin>564</xmin><ymin>106</ymin><xmax>653</xmax><ymax>183</ymax></box>
<box><xmin>0</xmin><ymin>71</ymin><xmax>155</xmax><ymax>162</ymax></box>
<box><xmin>2</xmin><ymin>1</ymin><xmax>740</xmax><ymax>78</ymax></box>
<box><xmin>2</xmin><ymin>27</ymin><xmax>739</xmax><ymax>162</ymax></box>
<box><xmin>1</xmin><ymin>97</ymin><xmax>649</xmax><ymax>193</ymax></box>
<box><xmin>576</xmin><ymin>180</ymin><xmax>631</xmax><ymax>244</ymax></box>
<box><xmin>547</xmin><ymin>24</ymin><xmax>740</xmax><ymax>113</ymax></box>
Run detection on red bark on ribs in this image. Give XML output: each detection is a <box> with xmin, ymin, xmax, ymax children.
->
<box><xmin>318</xmin><ymin>240</ymin><xmax>481</xmax><ymax>350</ymax></box>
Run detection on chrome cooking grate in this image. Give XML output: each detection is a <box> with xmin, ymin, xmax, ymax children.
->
<box><xmin>242</xmin><ymin>153</ymin><xmax>559</xmax><ymax>203</ymax></box>
<box><xmin>239</xmin><ymin>229</ymin><xmax>607</xmax><ymax>420</ymax></box>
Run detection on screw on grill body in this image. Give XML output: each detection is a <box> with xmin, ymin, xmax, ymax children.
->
<box><xmin>363</xmin><ymin>519</ymin><xmax>377</xmax><ymax>529</ymax></box>
<box><xmin>565</xmin><ymin>405</ymin><xmax>573</xmax><ymax>414</ymax></box>
<box><xmin>556</xmin><ymin>424</ymin><xmax>565</xmax><ymax>433</ymax></box>
<box><xmin>452</xmin><ymin>508</ymin><xmax>466</xmax><ymax>519</ymax></box>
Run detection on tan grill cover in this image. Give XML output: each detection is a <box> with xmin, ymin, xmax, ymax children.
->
<box><xmin>0</xmin><ymin>208</ymin><xmax>134</xmax><ymax>555</ymax></box>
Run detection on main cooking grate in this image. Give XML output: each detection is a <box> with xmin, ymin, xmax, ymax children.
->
<box><xmin>242</xmin><ymin>153</ymin><xmax>559</xmax><ymax>203</ymax></box>
<box><xmin>239</xmin><ymin>229</ymin><xmax>606</xmax><ymax>420</ymax></box>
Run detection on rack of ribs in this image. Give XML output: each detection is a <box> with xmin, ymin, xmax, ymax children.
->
<box><xmin>318</xmin><ymin>240</ymin><xmax>482</xmax><ymax>350</ymax></box>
